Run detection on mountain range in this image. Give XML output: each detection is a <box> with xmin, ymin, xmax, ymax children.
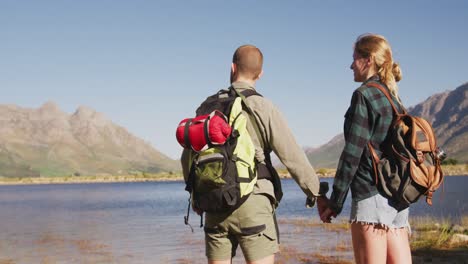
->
<box><xmin>2</xmin><ymin>82</ymin><xmax>466</xmax><ymax>177</ymax></box>
<box><xmin>0</xmin><ymin>102</ymin><xmax>179</xmax><ymax>177</ymax></box>
<box><xmin>306</xmin><ymin>82</ymin><xmax>468</xmax><ymax>168</ymax></box>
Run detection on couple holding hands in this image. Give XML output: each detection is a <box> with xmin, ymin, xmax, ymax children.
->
<box><xmin>181</xmin><ymin>33</ymin><xmax>411</xmax><ymax>264</ymax></box>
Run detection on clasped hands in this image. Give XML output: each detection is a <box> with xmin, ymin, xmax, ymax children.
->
<box><xmin>317</xmin><ymin>196</ymin><xmax>337</xmax><ymax>223</ymax></box>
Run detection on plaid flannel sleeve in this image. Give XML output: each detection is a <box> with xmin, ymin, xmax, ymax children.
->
<box><xmin>329</xmin><ymin>90</ymin><xmax>371</xmax><ymax>215</ymax></box>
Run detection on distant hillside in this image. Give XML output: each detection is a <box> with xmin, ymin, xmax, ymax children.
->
<box><xmin>305</xmin><ymin>134</ymin><xmax>344</xmax><ymax>169</ymax></box>
<box><xmin>0</xmin><ymin>102</ymin><xmax>179</xmax><ymax>177</ymax></box>
<box><xmin>306</xmin><ymin>83</ymin><xmax>468</xmax><ymax>168</ymax></box>
<box><xmin>408</xmin><ymin>83</ymin><xmax>468</xmax><ymax>162</ymax></box>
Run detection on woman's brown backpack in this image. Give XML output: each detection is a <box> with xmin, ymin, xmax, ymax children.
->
<box><xmin>367</xmin><ymin>83</ymin><xmax>445</xmax><ymax>207</ymax></box>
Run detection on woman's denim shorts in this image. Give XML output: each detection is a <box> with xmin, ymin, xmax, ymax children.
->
<box><xmin>350</xmin><ymin>193</ymin><xmax>410</xmax><ymax>229</ymax></box>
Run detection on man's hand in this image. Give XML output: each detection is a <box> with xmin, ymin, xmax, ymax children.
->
<box><xmin>320</xmin><ymin>207</ymin><xmax>337</xmax><ymax>223</ymax></box>
<box><xmin>316</xmin><ymin>196</ymin><xmax>328</xmax><ymax>218</ymax></box>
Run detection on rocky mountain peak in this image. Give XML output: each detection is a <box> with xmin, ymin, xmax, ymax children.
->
<box><xmin>39</xmin><ymin>101</ymin><xmax>60</xmax><ymax>112</ymax></box>
<box><xmin>71</xmin><ymin>105</ymin><xmax>109</xmax><ymax>127</ymax></box>
<box><xmin>73</xmin><ymin>105</ymin><xmax>95</xmax><ymax>116</ymax></box>
<box><xmin>0</xmin><ymin>102</ymin><xmax>179</xmax><ymax>177</ymax></box>
<box><xmin>37</xmin><ymin>101</ymin><xmax>67</xmax><ymax>120</ymax></box>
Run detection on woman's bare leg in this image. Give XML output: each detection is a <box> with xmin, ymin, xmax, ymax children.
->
<box><xmin>351</xmin><ymin>223</ymin><xmax>387</xmax><ymax>264</ymax></box>
<box><xmin>386</xmin><ymin>227</ymin><xmax>412</xmax><ymax>264</ymax></box>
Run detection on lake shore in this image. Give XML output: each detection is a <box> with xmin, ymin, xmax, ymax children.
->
<box><xmin>0</xmin><ymin>178</ymin><xmax>466</xmax><ymax>263</ymax></box>
<box><xmin>3</xmin><ymin>215</ymin><xmax>465</xmax><ymax>263</ymax></box>
<box><xmin>274</xmin><ymin>215</ymin><xmax>468</xmax><ymax>264</ymax></box>
<box><xmin>280</xmin><ymin>164</ymin><xmax>468</xmax><ymax>178</ymax></box>
<box><xmin>0</xmin><ymin>164</ymin><xmax>466</xmax><ymax>185</ymax></box>
<box><xmin>0</xmin><ymin>172</ymin><xmax>182</xmax><ymax>185</ymax></box>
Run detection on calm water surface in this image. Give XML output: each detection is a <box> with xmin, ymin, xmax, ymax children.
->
<box><xmin>0</xmin><ymin>177</ymin><xmax>466</xmax><ymax>263</ymax></box>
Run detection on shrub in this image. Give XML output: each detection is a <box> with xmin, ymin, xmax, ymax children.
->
<box><xmin>442</xmin><ymin>158</ymin><xmax>458</xmax><ymax>165</ymax></box>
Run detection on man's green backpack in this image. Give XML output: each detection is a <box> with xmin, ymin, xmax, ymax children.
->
<box><xmin>183</xmin><ymin>87</ymin><xmax>281</xmax><ymax>214</ymax></box>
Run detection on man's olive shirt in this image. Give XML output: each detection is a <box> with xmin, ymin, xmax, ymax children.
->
<box><xmin>181</xmin><ymin>81</ymin><xmax>321</xmax><ymax>203</ymax></box>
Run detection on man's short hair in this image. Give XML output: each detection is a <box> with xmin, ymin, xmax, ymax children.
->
<box><xmin>232</xmin><ymin>45</ymin><xmax>263</xmax><ymax>80</ymax></box>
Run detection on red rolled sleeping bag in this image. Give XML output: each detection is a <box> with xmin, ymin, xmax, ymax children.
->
<box><xmin>176</xmin><ymin>110</ymin><xmax>232</xmax><ymax>152</ymax></box>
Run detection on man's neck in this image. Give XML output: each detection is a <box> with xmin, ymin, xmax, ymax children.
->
<box><xmin>232</xmin><ymin>78</ymin><xmax>256</xmax><ymax>87</ymax></box>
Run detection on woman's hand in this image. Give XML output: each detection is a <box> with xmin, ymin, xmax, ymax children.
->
<box><xmin>320</xmin><ymin>207</ymin><xmax>337</xmax><ymax>223</ymax></box>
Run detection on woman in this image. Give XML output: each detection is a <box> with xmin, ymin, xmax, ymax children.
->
<box><xmin>321</xmin><ymin>34</ymin><xmax>412</xmax><ymax>264</ymax></box>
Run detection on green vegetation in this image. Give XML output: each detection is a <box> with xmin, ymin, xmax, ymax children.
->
<box><xmin>1</xmin><ymin>163</ymin><xmax>466</xmax><ymax>185</ymax></box>
<box><xmin>279</xmin><ymin>163</ymin><xmax>468</xmax><ymax>180</ymax></box>
<box><xmin>278</xmin><ymin>215</ymin><xmax>468</xmax><ymax>264</ymax></box>
<box><xmin>277</xmin><ymin>167</ymin><xmax>336</xmax><ymax>178</ymax></box>
<box><xmin>316</xmin><ymin>168</ymin><xmax>336</xmax><ymax>177</ymax></box>
<box><xmin>410</xmin><ymin>216</ymin><xmax>468</xmax><ymax>250</ymax></box>
<box><xmin>280</xmin><ymin>164</ymin><xmax>467</xmax><ymax>178</ymax></box>
<box><xmin>442</xmin><ymin>158</ymin><xmax>459</xmax><ymax>165</ymax></box>
<box><xmin>0</xmin><ymin>171</ymin><xmax>184</xmax><ymax>185</ymax></box>
<box><xmin>410</xmin><ymin>216</ymin><xmax>468</xmax><ymax>263</ymax></box>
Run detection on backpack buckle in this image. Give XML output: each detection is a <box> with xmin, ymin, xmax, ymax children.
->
<box><xmin>416</xmin><ymin>150</ymin><xmax>424</xmax><ymax>164</ymax></box>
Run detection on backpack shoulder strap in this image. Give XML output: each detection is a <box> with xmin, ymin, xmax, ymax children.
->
<box><xmin>230</xmin><ymin>86</ymin><xmax>262</xmax><ymax>103</ymax></box>
<box><xmin>231</xmin><ymin>87</ymin><xmax>283</xmax><ymax>203</ymax></box>
<box><xmin>230</xmin><ymin>87</ymin><xmax>267</xmax><ymax>148</ymax></box>
<box><xmin>240</xmin><ymin>88</ymin><xmax>262</xmax><ymax>98</ymax></box>
<box><xmin>365</xmin><ymin>82</ymin><xmax>401</xmax><ymax>184</ymax></box>
<box><xmin>366</xmin><ymin>82</ymin><xmax>405</xmax><ymax>115</ymax></box>
<box><xmin>230</xmin><ymin>87</ymin><xmax>262</xmax><ymax>112</ymax></box>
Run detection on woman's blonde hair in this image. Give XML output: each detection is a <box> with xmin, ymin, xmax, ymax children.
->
<box><xmin>354</xmin><ymin>34</ymin><xmax>402</xmax><ymax>101</ymax></box>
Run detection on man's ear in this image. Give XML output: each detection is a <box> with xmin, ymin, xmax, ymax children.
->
<box><xmin>256</xmin><ymin>70</ymin><xmax>264</xmax><ymax>80</ymax></box>
<box><xmin>231</xmin><ymin>63</ymin><xmax>237</xmax><ymax>74</ymax></box>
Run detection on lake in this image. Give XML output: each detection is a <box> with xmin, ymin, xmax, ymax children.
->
<box><xmin>0</xmin><ymin>177</ymin><xmax>466</xmax><ymax>263</ymax></box>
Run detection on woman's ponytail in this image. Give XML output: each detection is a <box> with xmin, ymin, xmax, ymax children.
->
<box><xmin>377</xmin><ymin>60</ymin><xmax>402</xmax><ymax>101</ymax></box>
<box><xmin>355</xmin><ymin>34</ymin><xmax>402</xmax><ymax>102</ymax></box>
<box><xmin>392</xmin><ymin>62</ymin><xmax>402</xmax><ymax>82</ymax></box>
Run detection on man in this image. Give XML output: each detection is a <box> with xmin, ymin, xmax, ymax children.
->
<box><xmin>181</xmin><ymin>45</ymin><xmax>327</xmax><ymax>264</ymax></box>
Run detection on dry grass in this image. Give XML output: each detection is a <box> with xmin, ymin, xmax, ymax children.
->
<box><xmin>280</xmin><ymin>215</ymin><xmax>468</xmax><ymax>263</ymax></box>
<box><xmin>278</xmin><ymin>218</ymin><xmax>322</xmax><ymax>228</ymax></box>
<box><xmin>39</xmin><ymin>256</ymin><xmax>57</xmax><ymax>264</ymax></box>
<box><xmin>279</xmin><ymin>218</ymin><xmax>350</xmax><ymax>232</ymax></box>
<box><xmin>276</xmin><ymin>218</ymin><xmax>354</xmax><ymax>263</ymax></box>
<box><xmin>410</xmin><ymin>216</ymin><xmax>468</xmax><ymax>251</ymax></box>
<box><xmin>335</xmin><ymin>240</ymin><xmax>352</xmax><ymax>252</ymax></box>
<box><xmin>36</xmin><ymin>232</ymin><xmax>65</xmax><ymax>245</ymax></box>
<box><xmin>316</xmin><ymin>168</ymin><xmax>337</xmax><ymax>178</ymax></box>
<box><xmin>323</xmin><ymin>221</ymin><xmax>350</xmax><ymax>232</ymax></box>
<box><xmin>2</xmin><ymin>164</ymin><xmax>466</xmax><ymax>185</ymax></box>
<box><xmin>461</xmin><ymin>215</ymin><xmax>468</xmax><ymax>227</ymax></box>
<box><xmin>73</xmin><ymin>239</ymin><xmax>110</xmax><ymax>254</ymax></box>
<box><xmin>32</xmin><ymin>232</ymin><xmax>118</xmax><ymax>263</ymax></box>
<box><xmin>441</xmin><ymin>164</ymin><xmax>468</xmax><ymax>176</ymax></box>
<box><xmin>277</xmin><ymin>245</ymin><xmax>353</xmax><ymax>264</ymax></box>
<box><xmin>309</xmin><ymin>253</ymin><xmax>354</xmax><ymax>264</ymax></box>
<box><xmin>276</xmin><ymin>245</ymin><xmax>312</xmax><ymax>264</ymax></box>
<box><xmin>0</xmin><ymin>171</ymin><xmax>185</xmax><ymax>185</ymax></box>
<box><xmin>277</xmin><ymin>168</ymin><xmax>337</xmax><ymax>178</ymax></box>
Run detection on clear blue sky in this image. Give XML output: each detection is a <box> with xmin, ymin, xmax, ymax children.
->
<box><xmin>1</xmin><ymin>0</ymin><xmax>467</xmax><ymax>159</ymax></box>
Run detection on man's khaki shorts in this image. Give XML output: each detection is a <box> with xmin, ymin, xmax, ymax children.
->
<box><xmin>203</xmin><ymin>193</ymin><xmax>278</xmax><ymax>261</ymax></box>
